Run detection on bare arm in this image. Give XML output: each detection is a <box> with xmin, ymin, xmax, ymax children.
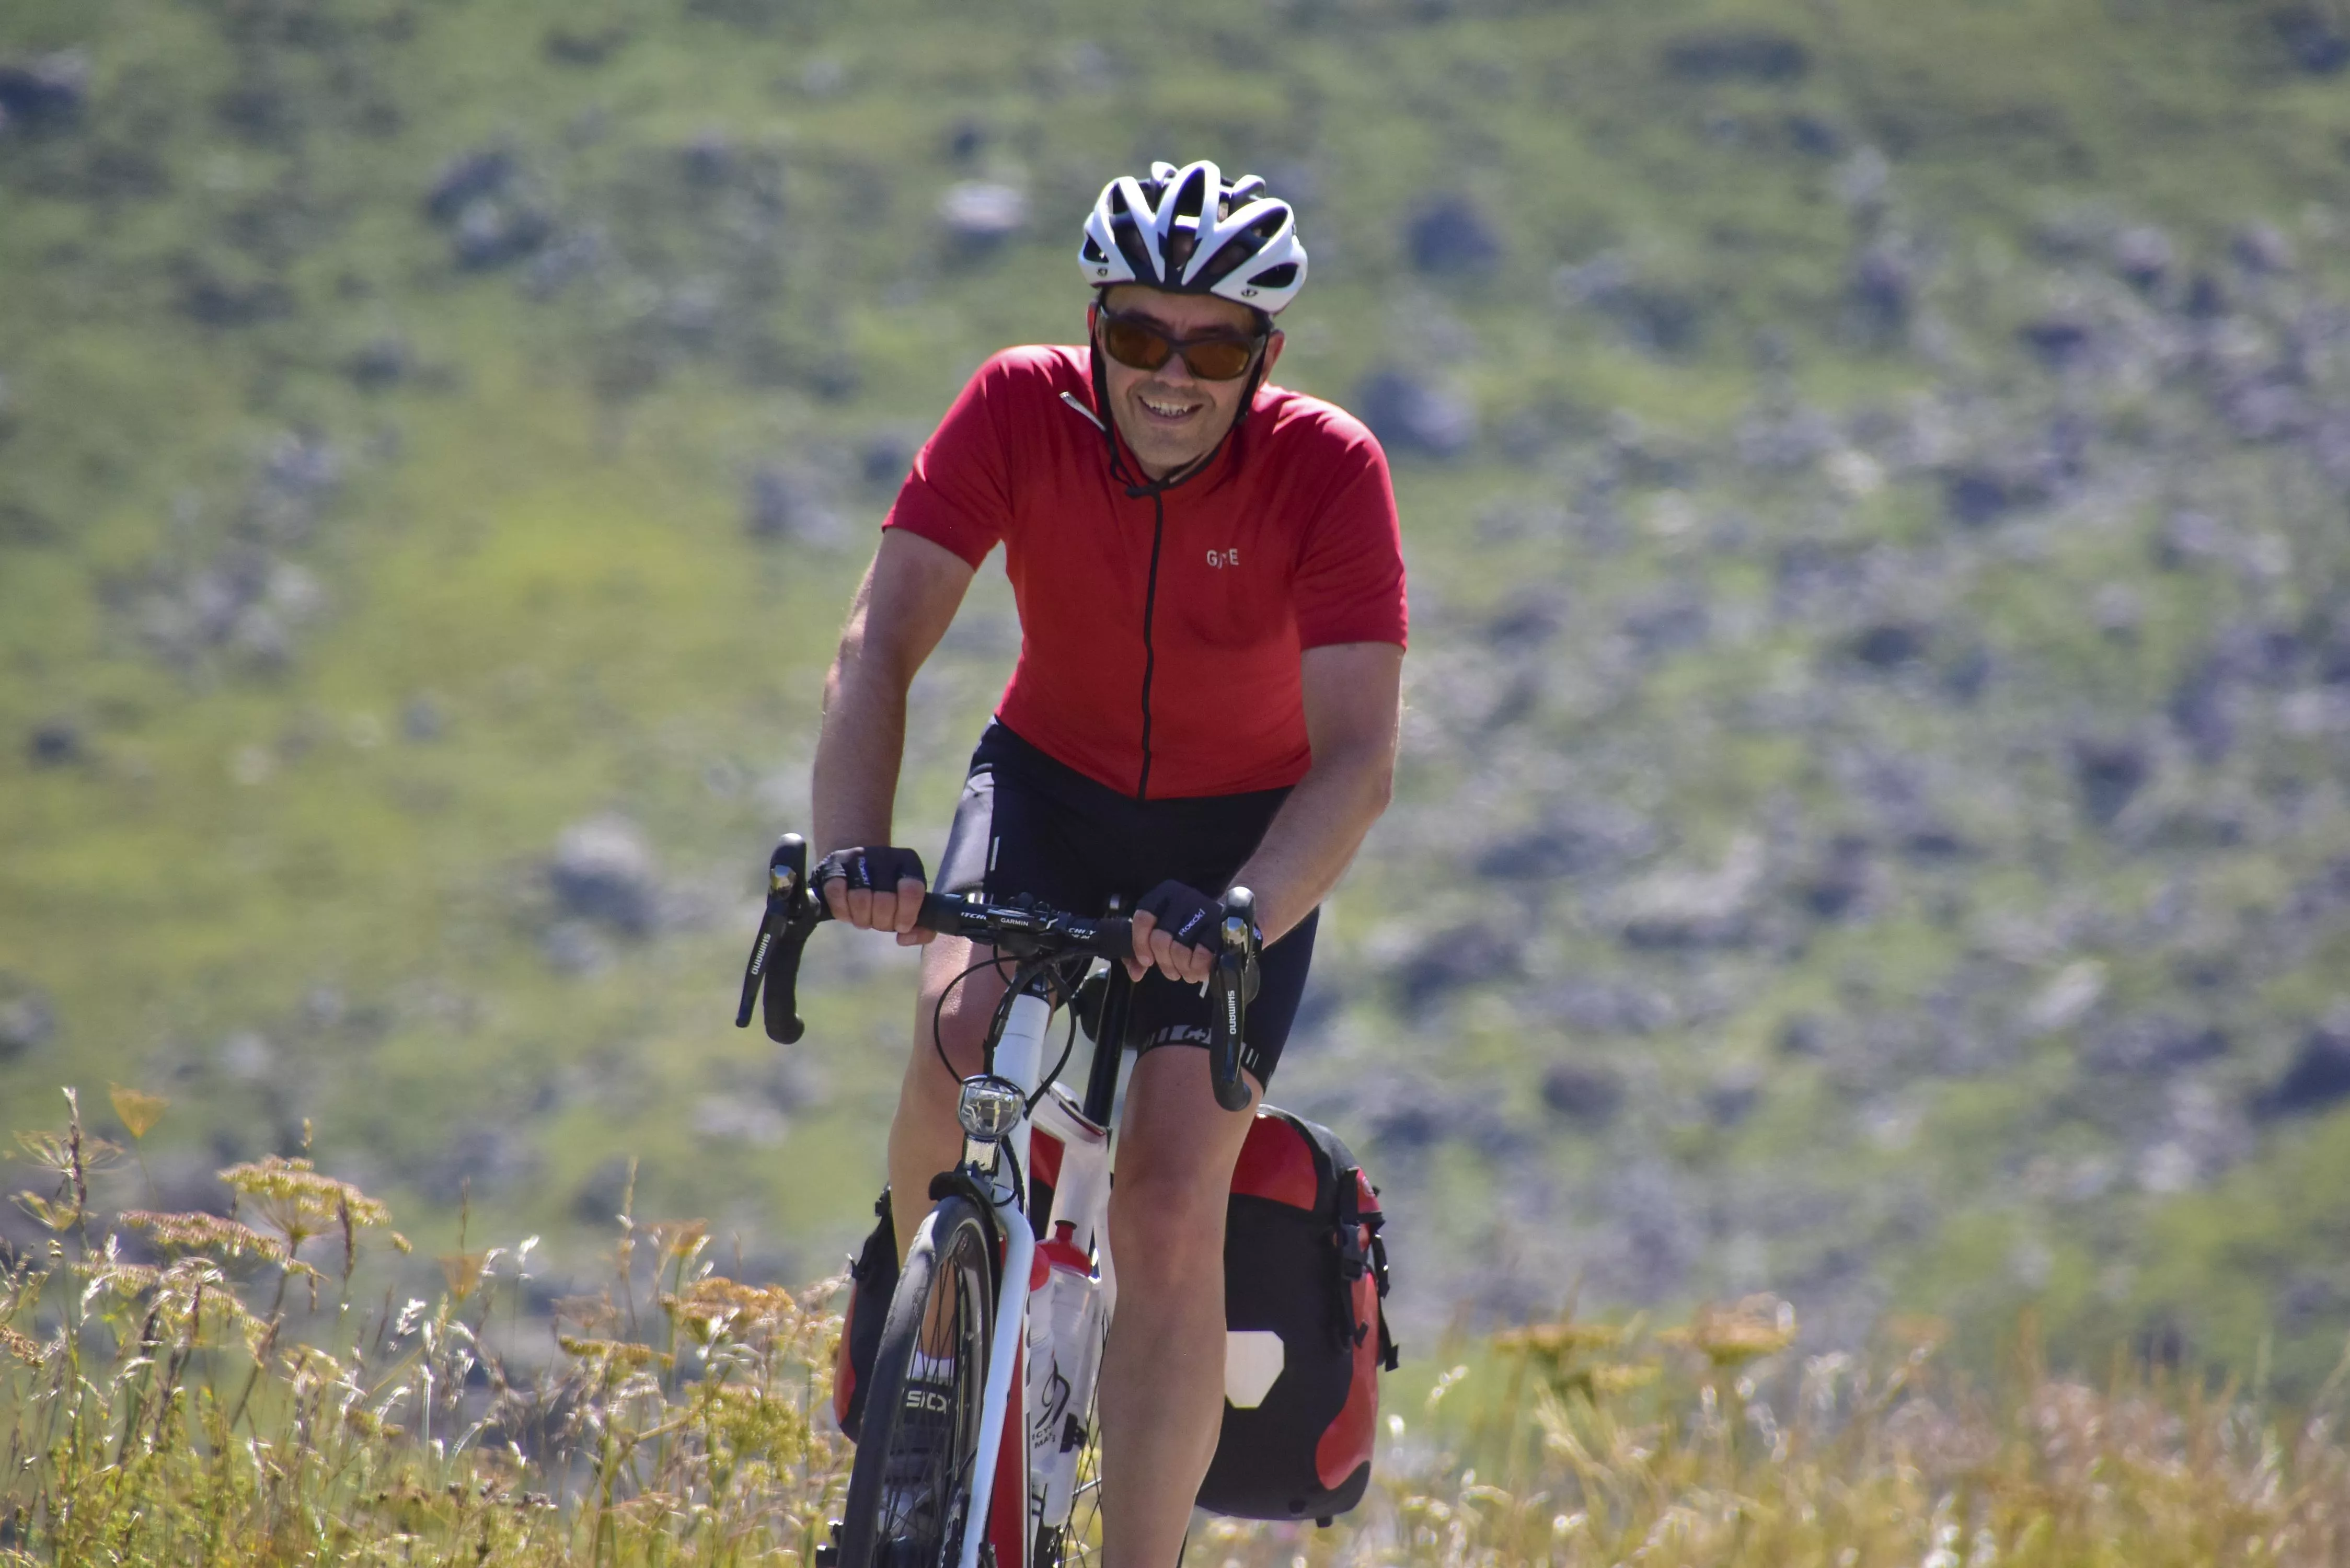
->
<box><xmin>811</xmin><ymin>529</ymin><xmax>978</xmax><ymax>938</ymax></box>
<box><xmin>1132</xmin><ymin>641</ymin><xmax>1402</xmax><ymax>980</ymax></box>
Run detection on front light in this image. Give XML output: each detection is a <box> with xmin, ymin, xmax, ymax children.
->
<box><xmin>957</xmin><ymin>1075</ymin><xmax>1026</xmax><ymax>1142</ymax></box>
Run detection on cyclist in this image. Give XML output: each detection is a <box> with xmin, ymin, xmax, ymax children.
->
<box><xmin>810</xmin><ymin>159</ymin><xmax>1406</xmax><ymax>1568</ymax></box>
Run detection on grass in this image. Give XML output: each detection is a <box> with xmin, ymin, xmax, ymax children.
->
<box><xmin>7</xmin><ymin>1094</ymin><xmax>2348</xmax><ymax>1565</ymax></box>
<box><xmin>7</xmin><ymin>0</ymin><xmax>2350</xmax><ymax>1437</ymax></box>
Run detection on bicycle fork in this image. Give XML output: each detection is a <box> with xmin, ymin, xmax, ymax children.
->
<box><xmin>958</xmin><ymin>987</ymin><xmax>1118</xmax><ymax>1568</ymax></box>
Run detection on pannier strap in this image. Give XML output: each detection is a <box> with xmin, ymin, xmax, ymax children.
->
<box><xmin>1330</xmin><ymin>1160</ymin><xmax>1399</xmax><ymax>1368</ymax></box>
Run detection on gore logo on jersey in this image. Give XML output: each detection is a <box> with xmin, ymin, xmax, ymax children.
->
<box><xmin>1205</xmin><ymin>547</ymin><xmax>1241</xmax><ymax>569</ymax></box>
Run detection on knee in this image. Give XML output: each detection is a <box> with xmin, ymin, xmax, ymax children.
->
<box><xmin>1107</xmin><ymin>1169</ymin><xmax>1226</xmax><ymax>1293</ymax></box>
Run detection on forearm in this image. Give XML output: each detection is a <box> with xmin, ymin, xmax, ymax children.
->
<box><xmin>1228</xmin><ymin>740</ymin><xmax>1395</xmax><ymax>943</ymax></box>
<box><xmin>811</xmin><ymin>650</ymin><xmax>909</xmax><ymax>856</ymax></box>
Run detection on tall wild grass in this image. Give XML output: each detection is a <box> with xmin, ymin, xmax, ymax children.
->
<box><xmin>5</xmin><ymin>1088</ymin><xmax>2346</xmax><ymax>1565</ymax></box>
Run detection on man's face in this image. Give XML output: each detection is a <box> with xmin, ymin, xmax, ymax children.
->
<box><xmin>1095</xmin><ymin>284</ymin><xmax>1284</xmax><ymax>481</ymax></box>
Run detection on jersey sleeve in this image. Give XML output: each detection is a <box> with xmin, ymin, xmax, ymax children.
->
<box><xmin>881</xmin><ymin>352</ymin><xmax>1023</xmax><ymax>568</ymax></box>
<box><xmin>1293</xmin><ymin>437</ymin><xmax>1409</xmax><ymax>651</ymax></box>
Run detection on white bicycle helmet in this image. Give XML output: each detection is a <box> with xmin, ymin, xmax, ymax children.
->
<box><xmin>1079</xmin><ymin>160</ymin><xmax>1308</xmax><ymax>315</ymax></box>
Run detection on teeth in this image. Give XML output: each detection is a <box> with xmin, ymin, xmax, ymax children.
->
<box><xmin>1139</xmin><ymin>397</ymin><xmax>1196</xmax><ymax>418</ymax></box>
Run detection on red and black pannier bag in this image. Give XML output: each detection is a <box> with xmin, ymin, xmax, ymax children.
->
<box><xmin>831</xmin><ymin>1187</ymin><xmax>896</xmax><ymax>1440</ymax></box>
<box><xmin>1198</xmin><ymin>1106</ymin><xmax>1399</xmax><ymax>1525</ymax></box>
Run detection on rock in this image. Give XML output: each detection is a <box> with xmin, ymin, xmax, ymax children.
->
<box><xmin>345</xmin><ymin>336</ymin><xmax>411</xmax><ymax>390</ymax></box>
<box><xmin>938</xmin><ymin>181</ymin><xmax>1027</xmax><ymax>248</ymax></box>
<box><xmin>1783</xmin><ymin>111</ymin><xmax>1842</xmax><ymax>157</ymax></box>
<box><xmin>943</xmin><ymin>119</ymin><xmax>986</xmax><ymax>164</ymax></box>
<box><xmin>1474</xmin><ymin>802</ymin><xmax>1654</xmax><ymax>883</ymax></box>
<box><xmin>1617</xmin><ymin>834</ymin><xmax>1765</xmax><ymax>949</ymax></box>
<box><xmin>2217</xmin><ymin>373</ymin><xmax>2308</xmax><ymax>442</ymax></box>
<box><xmin>680</xmin><ymin>131</ymin><xmax>734</xmax><ymax>187</ymax></box>
<box><xmin>1481</xmin><ymin>595</ymin><xmax>1564</xmax><ymax>653</ymax></box>
<box><xmin>1849</xmin><ymin>621</ymin><xmax>1927</xmax><ymax>670</ymax></box>
<box><xmin>0</xmin><ymin>977</ymin><xmax>56</xmax><ymax>1059</ymax></box>
<box><xmin>248</xmin><ymin>431</ymin><xmax>342</xmax><ymax>540</ymax></box>
<box><xmin>857</xmin><ymin>428</ymin><xmax>919</xmax><ymax>492</ymax></box>
<box><xmin>401</xmin><ymin>696</ymin><xmax>445</xmax><ymax>742</ymax></box>
<box><xmin>2083</xmin><ymin>1016</ymin><xmax>2227</xmax><ymax>1075</ymax></box>
<box><xmin>2112</xmin><ymin>225</ymin><xmax>2174</xmax><ymax>292</ymax></box>
<box><xmin>2183</xmin><ymin>272</ymin><xmax>2227</xmax><ymax>320</ymax></box>
<box><xmin>2261</xmin><ymin>1019</ymin><xmax>2350</xmax><ymax>1116</ymax></box>
<box><xmin>1529</xmin><ymin>976</ymin><xmax>1677</xmax><ymax>1035</ymax></box>
<box><xmin>1402</xmin><ymin>195</ymin><xmax>1502</xmax><ymax>278</ymax></box>
<box><xmin>0</xmin><ymin>50</ymin><xmax>89</xmax><ymax>133</ymax></box>
<box><xmin>2230</xmin><ymin>221</ymin><xmax>2295</xmax><ymax>276</ymax></box>
<box><xmin>1846</xmin><ymin>243</ymin><xmax>1914</xmax><ymax>342</ymax></box>
<box><xmin>1735</xmin><ymin>401</ymin><xmax>1838</xmax><ymax>471</ymax></box>
<box><xmin>548</xmin><ymin>815</ymin><xmax>661</xmax><ymax>937</ymax></box>
<box><xmin>27</xmin><ymin>719</ymin><xmax>83</xmax><ymax>767</ymax></box>
<box><xmin>1353</xmin><ymin>369</ymin><xmax>1476</xmax><ymax>459</ymax></box>
<box><xmin>1660</xmin><ymin>27</ymin><xmax>1810</xmax><ymax>83</ymax></box>
<box><xmin>1793</xmin><ymin>835</ymin><xmax>1872</xmax><ymax>920</ymax></box>
<box><xmin>1539</xmin><ymin>1060</ymin><xmax>1626</xmax><ymax>1127</ymax></box>
<box><xmin>1619</xmin><ymin>591</ymin><xmax>1710</xmax><ymax>661</ymax></box>
<box><xmin>543</xmin><ymin>21</ymin><xmax>632</xmax><ymax>66</ymax></box>
<box><xmin>2024</xmin><ymin>960</ymin><xmax>2107</xmax><ymax>1036</ymax></box>
<box><xmin>744</xmin><ymin>462</ymin><xmax>846</xmax><ymax>545</ymax></box>
<box><xmin>1704</xmin><ymin>1066</ymin><xmax>1765</xmax><ymax>1126</ymax></box>
<box><xmin>523</xmin><ymin>226</ymin><xmax>609</xmax><ymax>299</ymax></box>
<box><xmin>2071</xmin><ymin>735</ymin><xmax>2150</xmax><ymax>825</ymax></box>
<box><xmin>452</xmin><ymin>199</ymin><xmax>553</xmax><ymax>269</ymax></box>
<box><xmin>1392</xmin><ymin>924</ymin><xmax>1520</xmax><ymax>1013</ymax></box>
<box><xmin>2272</xmin><ymin>6</ymin><xmax>2350</xmax><ymax>75</ymax></box>
<box><xmin>424</xmin><ymin>147</ymin><xmax>516</xmax><ymax>222</ymax></box>
<box><xmin>2019</xmin><ymin>313</ymin><xmax>2094</xmax><ymax>371</ymax></box>
<box><xmin>2168</xmin><ymin>658</ymin><xmax>2238</xmax><ymax>763</ymax></box>
<box><xmin>418</xmin><ymin>1123</ymin><xmax>539</xmax><ymax>1204</ymax></box>
<box><xmin>1942</xmin><ymin>463</ymin><xmax>2041</xmax><ymax>527</ymax></box>
<box><xmin>573</xmin><ymin>1155</ymin><xmax>635</xmax><ymax>1225</ymax></box>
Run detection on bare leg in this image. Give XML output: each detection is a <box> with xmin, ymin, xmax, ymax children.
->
<box><xmin>1098</xmin><ymin>1047</ymin><xmax>1260</xmax><ymax>1568</ymax></box>
<box><xmin>885</xmin><ymin>936</ymin><xmax>1007</xmax><ymax>1261</ymax></box>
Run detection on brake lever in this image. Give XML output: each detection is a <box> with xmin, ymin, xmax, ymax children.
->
<box><xmin>1207</xmin><ymin>887</ymin><xmax>1260</xmax><ymax>1112</ymax></box>
<box><xmin>735</xmin><ymin>834</ymin><xmax>824</xmax><ymax>1044</ymax></box>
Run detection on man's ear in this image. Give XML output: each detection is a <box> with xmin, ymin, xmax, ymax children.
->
<box><xmin>1261</xmin><ymin>328</ymin><xmax>1285</xmax><ymax>376</ymax></box>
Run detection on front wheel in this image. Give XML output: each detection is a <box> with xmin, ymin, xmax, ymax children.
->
<box><xmin>839</xmin><ymin>1194</ymin><xmax>997</xmax><ymax>1568</ymax></box>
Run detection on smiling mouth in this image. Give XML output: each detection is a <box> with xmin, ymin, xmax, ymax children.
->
<box><xmin>1135</xmin><ymin>391</ymin><xmax>1204</xmax><ymax>422</ymax></box>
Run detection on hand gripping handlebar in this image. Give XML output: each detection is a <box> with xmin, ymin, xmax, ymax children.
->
<box><xmin>735</xmin><ymin>833</ymin><xmax>1259</xmax><ymax>1110</ymax></box>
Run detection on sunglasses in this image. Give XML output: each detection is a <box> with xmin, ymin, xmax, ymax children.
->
<box><xmin>1094</xmin><ymin>305</ymin><xmax>1267</xmax><ymax>382</ymax></box>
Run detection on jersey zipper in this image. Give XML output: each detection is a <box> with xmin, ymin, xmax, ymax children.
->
<box><xmin>1135</xmin><ymin>490</ymin><xmax>1167</xmax><ymax>803</ymax></box>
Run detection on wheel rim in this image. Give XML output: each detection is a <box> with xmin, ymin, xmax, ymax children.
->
<box><xmin>874</xmin><ymin>1219</ymin><xmax>991</xmax><ymax>1568</ymax></box>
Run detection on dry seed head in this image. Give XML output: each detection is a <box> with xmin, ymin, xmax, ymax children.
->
<box><xmin>1665</xmin><ymin>1294</ymin><xmax>1799</xmax><ymax>1367</ymax></box>
<box><xmin>217</xmin><ymin>1155</ymin><xmax>394</xmax><ymax>1249</ymax></box>
<box><xmin>1</xmin><ymin>1325</ymin><xmax>47</xmax><ymax>1366</ymax></box>
<box><xmin>440</xmin><ymin>1250</ymin><xmax>492</xmax><ymax>1301</ymax></box>
<box><xmin>120</xmin><ymin>1210</ymin><xmax>289</xmax><ymax>1263</ymax></box>
<box><xmin>1494</xmin><ymin>1319</ymin><xmax>1623</xmax><ymax>1358</ymax></box>
<box><xmin>558</xmin><ymin>1334</ymin><xmax>673</xmax><ymax>1371</ymax></box>
<box><xmin>109</xmin><ymin>1085</ymin><xmax>168</xmax><ymax>1140</ymax></box>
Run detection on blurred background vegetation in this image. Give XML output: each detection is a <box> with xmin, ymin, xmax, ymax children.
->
<box><xmin>5</xmin><ymin>0</ymin><xmax>2350</xmax><ymax>1400</ymax></box>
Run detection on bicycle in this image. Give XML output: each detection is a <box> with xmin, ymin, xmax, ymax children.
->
<box><xmin>736</xmin><ymin>833</ymin><xmax>1260</xmax><ymax>1568</ymax></box>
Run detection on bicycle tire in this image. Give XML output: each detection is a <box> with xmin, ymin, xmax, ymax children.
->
<box><xmin>839</xmin><ymin>1194</ymin><xmax>997</xmax><ymax>1568</ymax></box>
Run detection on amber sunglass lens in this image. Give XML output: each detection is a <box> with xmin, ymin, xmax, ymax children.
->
<box><xmin>1180</xmin><ymin>340</ymin><xmax>1255</xmax><ymax>381</ymax></box>
<box><xmin>1102</xmin><ymin>318</ymin><xmax>1172</xmax><ymax>372</ymax></box>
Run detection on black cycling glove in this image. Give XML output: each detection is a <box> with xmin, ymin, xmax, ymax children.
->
<box><xmin>815</xmin><ymin>846</ymin><xmax>928</xmax><ymax>896</ymax></box>
<box><xmin>1135</xmin><ymin>879</ymin><xmax>1220</xmax><ymax>953</ymax></box>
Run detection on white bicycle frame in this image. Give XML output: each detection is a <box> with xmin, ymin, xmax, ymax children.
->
<box><xmin>954</xmin><ymin>988</ymin><xmax>1117</xmax><ymax>1568</ymax></box>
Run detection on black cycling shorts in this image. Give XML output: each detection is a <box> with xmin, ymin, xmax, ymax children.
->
<box><xmin>935</xmin><ymin>722</ymin><xmax>1318</xmax><ymax>1087</ymax></box>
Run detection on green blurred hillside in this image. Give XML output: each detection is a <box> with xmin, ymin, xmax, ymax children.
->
<box><xmin>5</xmin><ymin>0</ymin><xmax>2350</xmax><ymax>1390</ymax></box>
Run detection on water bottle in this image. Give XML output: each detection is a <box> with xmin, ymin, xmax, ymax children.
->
<box><xmin>1026</xmin><ymin>1221</ymin><xmax>1104</xmax><ymax>1532</ymax></box>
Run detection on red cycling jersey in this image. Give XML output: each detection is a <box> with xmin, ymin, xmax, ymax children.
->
<box><xmin>883</xmin><ymin>345</ymin><xmax>1408</xmax><ymax>800</ymax></box>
